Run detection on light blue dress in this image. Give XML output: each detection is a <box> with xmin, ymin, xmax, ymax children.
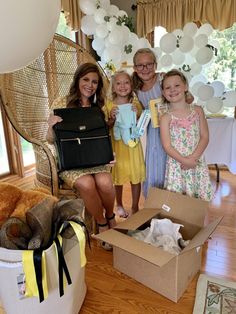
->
<box><xmin>137</xmin><ymin>78</ymin><xmax>167</xmax><ymax>198</ymax></box>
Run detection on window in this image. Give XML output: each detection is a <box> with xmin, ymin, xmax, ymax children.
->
<box><xmin>203</xmin><ymin>23</ymin><xmax>236</xmax><ymax>117</ymax></box>
<box><xmin>0</xmin><ymin>109</ymin><xmax>9</xmax><ymax>175</ymax></box>
<box><xmin>154</xmin><ymin>23</ymin><xmax>236</xmax><ymax>117</ymax></box>
<box><xmin>56</xmin><ymin>12</ymin><xmax>76</xmax><ymax>41</ymax></box>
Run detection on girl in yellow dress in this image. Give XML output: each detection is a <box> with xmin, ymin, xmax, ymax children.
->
<box><xmin>105</xmin><ymin>70</ymin><xmax>146</xmax><ymax>217</ymax></box>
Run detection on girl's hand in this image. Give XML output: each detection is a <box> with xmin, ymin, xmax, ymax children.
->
<box><xmin>181</xmin><ymin>156</ymin><xmax>198</xmax><ymax>170</ymax></box>
<box><xmin>110</xmin><ymin>106</ymin><xmax>118</xmax><ymax>120</ymax></box>
<box><xmin>131</xmin><ymin>104</ymin><xmax>137</xmax><ymax>113</ymax></box>
<box><xmin>48</xmin><ymin>113</ymin><xmax>63</xmax><ymax>128</ymax></box>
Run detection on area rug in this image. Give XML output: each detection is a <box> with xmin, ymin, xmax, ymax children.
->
<box><xmin>193</xmin><ymin>274</ymin><xmax>236</xmax><ymax>314</ymax></box>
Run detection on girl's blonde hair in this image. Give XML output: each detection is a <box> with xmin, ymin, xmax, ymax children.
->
<box><xmin>108</xmin><ymin>70</ymin><xmax>134</xmax><ymax>101</ymax></box>
<box><xmin>132</xmin><ymin>48</ymin><xmax>157</xmax><ymax>91</ymax></box>
<box><xmin>161</xmin><ymin>69</ymin><xmax>189</xmax><ymax>103</ymax></box>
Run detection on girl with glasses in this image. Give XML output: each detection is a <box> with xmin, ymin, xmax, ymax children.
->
<box><xmin>132</xmin><ymin>48</ymin><xmax>167</xmax><ymax>198</ymax></box>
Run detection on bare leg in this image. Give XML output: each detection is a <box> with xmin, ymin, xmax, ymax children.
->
<box><xmin>131</xmin><ymin>183</ymin><xmax>141</xmax><ymax>214</ymax></box>
<box><xmin>94</xmin><ymin>172</ymin><xmax>116</xmax><ymax>228</ymax></box>
<box><xmin>73</xmin><ymin>174</ymin><xmax>107</xmax><ymax>228</ymax></box>
<box><xmin>115</xmin><ymin>185</ymin><xmax>124</xmax><ymax>207</ymax></box>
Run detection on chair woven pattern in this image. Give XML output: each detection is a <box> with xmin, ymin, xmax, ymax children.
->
<box><xmin>1</xmin><ymin>34</ymin><xmax>105</xmax><ymax>197</ymax></box>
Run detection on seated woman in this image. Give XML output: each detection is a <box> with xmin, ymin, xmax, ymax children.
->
<box><xmin>46</xmin><ymin>63</ymin><xmax>116</xmax><ymax>250</ymax></box>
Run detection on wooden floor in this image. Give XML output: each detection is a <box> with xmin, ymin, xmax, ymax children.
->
<box><xmin>1</xmin><ymin>169</ymin><xmax>236</xmax><ymax>313</ymax></box>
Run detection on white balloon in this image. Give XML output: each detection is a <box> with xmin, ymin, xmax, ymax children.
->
<box><xmin>190</xmin><ymin>62</ymin><xmax>202</xmax><ymax>75</ymax></box>
<box><xmin>108</xmin><ymin>25</ymin><xmax>124</xmax><ymax>45</ymax></box>
<box><xmin>94</xmin><ymin>8</ymin><xmax>107</xmax><ymax>24</ymax></box>
<box><xmin>195</xmin><ymin>47</ymin><xmax>214</xmax><ymax>65</ymax></box>
<box><xmin>197</xmin><ymin>84</ymin><xmax>214</xmax><ymax>101</ymax></box>
<box><xmin>190</xmin><ymin>74</ymin><xmax>208</xmax><ymax>85</ymax></box>
<box><xmin>153</xmin><ymin>47</ymin><xmax>163</xmax><ymax>59</ymax></box>
<box><xmin>137</xmin><ymin>37</ymin><xmax>151</xmax><ymax>49</ymax></box>
<box><xmin>129</xmin><ymin>32</ymin><xmax>139</xmax><ymax>45</ymax></box>
<box><xmin>160</xmin><ymin>54</ymin><xmax>173</xmax><ymax>67</ymax></box>
<box><xmin>121</xmin><ymin>25</ymin><xmax>131</xmax><ymax>43</ymax></box>
<box><xmin>99</xmin><ymin>0</ymin><xmax>111</xmax><ymax>10</ymax></box>
<box><xmin>198</xmin><ymin>23</ymin><xmax>213</xmax><ymax>36</ymax></box>
<box><xmin>209</xmin><ymin>39</ymin><xmax>220</xmax><ymax>50</ymax></box>
<box><xmin>179</xmin><ymin>36</ymin><xmax>194</xmax><ymax>52</ymax></box>
<box><xmin>79</xmin><ymin>0</ymin><xmax>96</xmax><ymax>15</ymax></box>
<box><xmin>197</xmin><ymin>99</ymin><xmax>206</xmax><ymax>107</ymax></box>
<box><xmin>194</xmin><ymin>34</ymin><xmax>208</xmax><ymax>48</ymax></box>
<box><xmin>191</xmin><ymin>81</ymin><xmax>204</xmax><ymax>96</ymax></box>
<box><xmin>210</xmin><ymin>81</ymin><xmax>225</xmax><ymax>97</ymax></box>
<box><xmin>206</xmin><ymin>97</ymin><xmax>224</xmax><ymax>113</ymax></box>
<box><xmin>159</xmin><ymin>33</ymin><xmax>177</xmax><ymax>53</ymax></box>
<box><xmin>185</xmin><ymin>53</ymin><xmax>195</xmax><ymax>65</ymax></box>
<box><xmin>92</xmin><ymin>37</ymin><xmax>105</xmax><ymax>52</ymax></box>
<box><xmin>96</xmin><ymin>24</ymin><xmax>109</xmax><ymax>38</ymax></box>
<box><xmin>101</xmin><ymin>46</ymin><xmax>122</xmax><ymax>63</ymax></box>
<box><xmin>117</xmin><ymin>10</ymin><xmax>128</xmax><ymax>18</ymax></box>
<box><xmin>223</xmin><ymin>91</ymin><xmax>236</xmax><ymax>107</ymax></box>
<box><xmin>81</xmin><ymin>15</ymin><xmax>98</xmax><ymax>36</ymax></box>
<box><xmin>107</xmin><ymin>17</ymin><xmax>117</xmax><ymax>31</ymax></box>
<box><xmin>183</xmin><ymin>22</ymin><xmax>198</xmax><ymax>37</ymax></box>
<box><xmin>0</xmin><ymin>0</ymin><xmax>60</xmax><ymax>73</ymax></box>
<box><xmin>172</xmin><ymin>49</ymin><xmax>185</xmax><ymax>65</ymax></box>
<box><xmin>108</xmin><ymin>4</ymin><xmax>119</xmax><ymax>16</ymax></box>
<box><xmin>172</xmin><ymin>29</ymin><xmax>184</xmax><ymax>37</ymax></box>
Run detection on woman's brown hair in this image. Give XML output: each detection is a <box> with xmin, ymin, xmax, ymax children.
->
<box><xmin>66</xmin><ymin>62</ymin><xmax>104</xmax><ymax>108</ymax></box>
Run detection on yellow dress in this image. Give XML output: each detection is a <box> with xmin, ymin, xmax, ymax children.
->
<box><xmin>104</xmin><ymin>97</ymin><xmax>146</xmax><ymax>185</ymax></box>
<box><xmin>51</xmin><ymin>96</ymin><xmax>111</xmax><ymax>189</ymax></box>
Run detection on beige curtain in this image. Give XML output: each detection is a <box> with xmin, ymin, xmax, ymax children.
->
<box><xmin>61</xmin><ymin>0</ymin><xmax>82</xmax><ymax>31</ymax></box>
<box><xmin>137</xmin><ymin>0</ymin><xmax>236</xmax><ymax>37</ymax></box>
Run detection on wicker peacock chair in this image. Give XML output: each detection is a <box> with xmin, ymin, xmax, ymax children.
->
<box><xmin>0</xmin><ymin>34</ymin><xmax>109</xmax><ymax>201</ymax></box>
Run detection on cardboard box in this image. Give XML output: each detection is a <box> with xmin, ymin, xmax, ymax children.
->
<box><xmin>96</xmin><ymin>188</ymin><xmax>222</xmax><ymax>302</ymax></box>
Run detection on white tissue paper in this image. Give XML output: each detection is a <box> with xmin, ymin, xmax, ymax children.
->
<box><xmin>130</xmin><ymin>218</ymin><xmax>189</xmax><ymax>255</ymax></box>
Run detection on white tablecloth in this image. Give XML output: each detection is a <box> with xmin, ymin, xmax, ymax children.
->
<box><xmin>205</xmin><ymin>118</ymin><xmax>236</xmax><ymax>174</ymax></box>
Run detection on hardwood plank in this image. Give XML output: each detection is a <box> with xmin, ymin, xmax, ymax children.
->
<box><xmin>0</xmin><ymin>169</ymin><xmax>235</xmax><ymax>314</ymax></box>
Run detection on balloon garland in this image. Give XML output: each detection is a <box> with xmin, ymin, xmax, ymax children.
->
<box><xmin>79</xmin><ymin>1</ymin><xmax>236</xmax><ymax>113</ymax></box>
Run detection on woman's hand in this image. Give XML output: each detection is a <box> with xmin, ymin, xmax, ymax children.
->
<box><xmin>46</xmin><ymin>113</ymin><xmax>63</xmax><ymax>143</ymax></box>
<box><xmin>47</xmin><ymin>113</ymin><xmax>63</xmax><ymax>128</ymax></box>
<box><xmin>109</xmin><ymin>152</ymin><xmax>116</xmax><ymax>167</ymax></box>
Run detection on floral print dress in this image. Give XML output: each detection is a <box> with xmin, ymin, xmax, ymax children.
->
<box><xmin>164</xmin><ymin>106</ymin><xmax>213</xmax><ymax>201</ymax></box>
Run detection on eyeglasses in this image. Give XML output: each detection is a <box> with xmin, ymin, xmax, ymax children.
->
<box><xmin>134</xmin><ymin>62</ymin><xmax>155</xmax><ymax>71</ymax></box>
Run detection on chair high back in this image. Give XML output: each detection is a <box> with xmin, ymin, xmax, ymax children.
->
<box><xmin>0</xmin><ymin>34</ymin><xmax>108</xmax><ymax>197</ymax></box>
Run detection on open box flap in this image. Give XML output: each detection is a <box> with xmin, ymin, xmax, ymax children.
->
<box><xmin>95</xmin><ymin>229</ymin><xmax>175</xmax><ymax>267</ymax></box>
<box><xmin>115</xmin><ymin>208</ymin><xmax>161</xmax><ymax>230</ymax></box>
<box><xmin>144</xmin><ymin>188</ymin><xmax>209</xmax><ymax>227</ymax></box>
<box><xmin>180</xmin><ymin>216</ymin><xmax>223</xmax><ymax>254</ymax></box>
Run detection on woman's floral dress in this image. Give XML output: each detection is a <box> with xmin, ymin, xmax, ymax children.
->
<box><xmin>164</xmin><ymin>106</ymin><xmax>213</xmax><ymax>201</ymax></box>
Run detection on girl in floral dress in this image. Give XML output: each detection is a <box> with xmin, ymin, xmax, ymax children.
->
<box><xmin>160</xmin><ymin>69</ymin><xmax>213</xmax><ymax>201</ymax></box>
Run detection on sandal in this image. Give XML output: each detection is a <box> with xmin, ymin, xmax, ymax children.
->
<box><xmin>116</xmin><ymin>206</ymin><xmax>129</xmax><ymax>218</ymax></box>
<box><xmin>105</xmin><ymin>213</ymin><xmax>117</xmax><ymax>228</ymax></box>
<box><xmin>97</xmin><ymin>221</ymin><xmax>109</xmax><ymax>233</ymax></box>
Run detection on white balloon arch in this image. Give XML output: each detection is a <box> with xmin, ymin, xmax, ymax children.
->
<box><xmin>79</xmin><ymin>0</ymin><xmax>236</xmax><ymax>113</ymax></box>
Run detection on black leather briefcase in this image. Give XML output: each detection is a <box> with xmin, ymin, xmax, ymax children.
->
<box><xmin>53</xmin><ymin>107</ymin><xmax>113</xmax><ymax>171</ymax></box>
